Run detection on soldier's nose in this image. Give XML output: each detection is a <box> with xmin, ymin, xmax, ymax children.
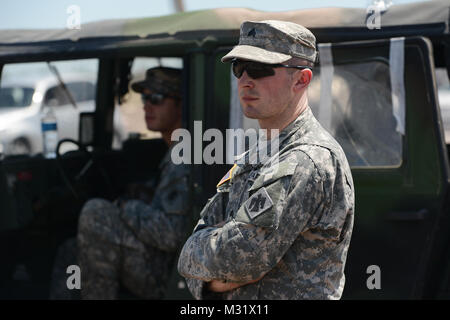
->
<box><xmin>238</xmin><ymin>71</ymin><xmax>255</xmax><ymax>88</ymax></box>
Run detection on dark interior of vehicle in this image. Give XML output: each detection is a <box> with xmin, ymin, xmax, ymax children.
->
<box><xmin>0</xmin><ymin>137</ymin><xmax>168</xmax><ymax>298</ymax></box>
<box><xmin>0</xmin><ymin>55</ymin><xmax>175</xmax><ymax>298</ymax></box>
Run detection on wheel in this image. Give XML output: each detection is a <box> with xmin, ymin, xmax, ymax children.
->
<box><xmin>9</xmin><ymin>138</ymin><xmax>31</xmax><ymax>155</ymax></box>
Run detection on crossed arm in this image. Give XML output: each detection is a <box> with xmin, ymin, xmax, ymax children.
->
<box><xmin>203</xmin><ymin>220</ymin><xmax>263</xmax><ymax>293</ymax></box>
<box><xmin>178</xmin><ymin>156</ymin><xmax>324</xmax><ymax>298</ymax></box>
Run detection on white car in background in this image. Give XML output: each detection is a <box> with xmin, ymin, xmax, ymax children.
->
<box><xmin>438</xmin><ymin>88</ymin><xmax>450</xmax><ymax>144</ymax></box>
<box><xmin>0</xmin><ymin>74</ymin><xmax>96</xmax><ymax>155</ymax></box>
<box><xmin>435</xmin><ymin>68</ymin><xmax>450</xmax><ymax>143</ymax></box>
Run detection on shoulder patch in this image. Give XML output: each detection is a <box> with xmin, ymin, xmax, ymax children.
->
<box><xmin>244</xmin><ymin>187</ymin><xmax>274</xmax><ymax>220</ymax></box>
<box><xmin>217</xmin><ymin>164</ymin><xmax>237</xmax><ymax>188</ymax></box>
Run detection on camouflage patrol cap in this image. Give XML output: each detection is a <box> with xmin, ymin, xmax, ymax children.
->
<box><xmin>222</xmin><ymin>20</ymin><xmax>317</xmax><ymax>64</ymax></box>
<box><xmin>131</xmin><ymin>67</ymin><xmax>181</xmax><ymax>97</ymax></box>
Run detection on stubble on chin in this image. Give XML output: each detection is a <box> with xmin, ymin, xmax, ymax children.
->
<box><xmin>241</xmin><ymin>104</ymin><xmax>259</xmax><ymax>119</ymax></box>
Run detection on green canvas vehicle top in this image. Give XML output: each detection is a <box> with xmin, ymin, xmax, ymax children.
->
<box><xmin>0</xmin><ymin>0</ymin><xmax>448</xmax><ymax>46</ymax></box>
<box><xmin>0</xmin><ymin>0</ymin><xmax>450</xmax><ymax>299</ymax></box>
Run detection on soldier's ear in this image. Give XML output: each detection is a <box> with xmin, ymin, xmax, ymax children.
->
<box><xmin>292</xmin><ymin>69</ymin><xmax>312</xmax><ymax>93</ymax></box>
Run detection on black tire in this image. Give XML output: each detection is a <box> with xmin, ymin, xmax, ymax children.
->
<box><xmin>9</xmin><ymin>138</ymin><xmax>31</xmax><ymax>155</ymax></box>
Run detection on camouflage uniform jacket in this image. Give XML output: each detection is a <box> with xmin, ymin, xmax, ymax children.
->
<box><xmin>178</xmin><ymin>107</ymin><xmax>355</xmax><ymax>299</ymax></box>
<box><xmin>120</xmin><ymin>144</ymin><xmax>191</xmax><ymax>252</ymax></box>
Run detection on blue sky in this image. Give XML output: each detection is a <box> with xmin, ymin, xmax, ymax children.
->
<box><xmin>0</xmin><ymin>0</ymin><xmax>427</xmax><ymax>29</ymax></box>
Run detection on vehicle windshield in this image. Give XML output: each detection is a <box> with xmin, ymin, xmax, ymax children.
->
<box><xmin>0</xmin><ymin>86</ymin><xmax>34</xmax><ymax>107</ymax></box>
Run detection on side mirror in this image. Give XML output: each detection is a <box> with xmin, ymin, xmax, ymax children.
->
<box><xmin>79</xmin><ymin>112</ymin><xmax>95</xmax><ymax>146</ymax></box>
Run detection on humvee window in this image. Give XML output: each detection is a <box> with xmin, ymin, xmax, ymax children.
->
<box><xmin>113</xmin><ymin>57</ymin><xmax>183</xmax><ymax>150</ymax></box>
<box><xmin>229</xmin><ymin>58</ymin><xmax>402</xmax><ymax>168</ymax></box>
<box><xmin>309</xmin><ymin>60</ymin><xmax>402</xmax><ymax>168</ymax></box>
<box><xmin>0</xmin><ymin>59</ymin><xmax>98</xmax><ymax>156</ymax></box>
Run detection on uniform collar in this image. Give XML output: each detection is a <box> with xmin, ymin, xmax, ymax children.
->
<box><xmin>235</xmin><ymin>107</ymin><xmax>313</xmax><ymax>166</ymax></box>
<box><xmin>276</xmin><ymin>106</ymin><xmax>313</xmax><ymax>148</ymax></box>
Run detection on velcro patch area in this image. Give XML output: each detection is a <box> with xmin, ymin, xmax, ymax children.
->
<box><xmin>244</xmin><ymin>187</ymin><xmax>274</xmax><ymax>220</ymax></box>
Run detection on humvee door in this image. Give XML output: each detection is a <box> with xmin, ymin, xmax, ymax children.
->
<box><xmin>312</xmin><ymin>36</ymin><xmax>449</xmax><ymax>299</ymax></box>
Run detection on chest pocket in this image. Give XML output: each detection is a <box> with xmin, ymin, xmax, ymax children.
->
<box><xmin>234</xmin><ymin>161</ymin><xmax>297</xmax><ymax>229</ymax></box>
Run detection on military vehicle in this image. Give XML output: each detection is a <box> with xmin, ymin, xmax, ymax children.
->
<box><xmin>0</xmin><ymin>0</ymin><xmax>449</xmax><ymax>299</ymax></box>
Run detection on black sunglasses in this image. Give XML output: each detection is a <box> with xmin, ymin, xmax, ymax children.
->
<box><xmin>141</xmin><ymin>93</ymin><xmax>168</xmax><ymax>105</ymax></box>
<box><xmin>231</xmin><ymin>59</ymin><xmax>311</xmax><ymax>79</ymax></box>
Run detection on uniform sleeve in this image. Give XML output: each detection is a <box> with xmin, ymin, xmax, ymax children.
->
<box><xmin>192</xmin><ymin>191</ymin><xmax>228</xmax><ymax>233</ymax></box>
<box><xmin>178</xmin><ymin>152</ymin><xmax>327</xmax><ymax>283</ymax></box>
<box><xmin>120</xmin><ymin>169</ymin><xmax>190</xmax><ymax>252</ymax></box>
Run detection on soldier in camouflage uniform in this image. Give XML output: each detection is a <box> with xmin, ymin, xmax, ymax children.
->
<box><xmin>177</xmin><ymin>20</ymin><xmax>355</xmax><ymax>299</ymax></box>
<box><xmin>50</xmin><ymin>67</ymin><xmax>190</xmax><ymax>299</ymax></box>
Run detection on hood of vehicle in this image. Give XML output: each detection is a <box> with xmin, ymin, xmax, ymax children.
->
<box><xmin>0</xmin><ymin>107</ymin><xmax>35</xmax><ymax>130</ymax></box>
